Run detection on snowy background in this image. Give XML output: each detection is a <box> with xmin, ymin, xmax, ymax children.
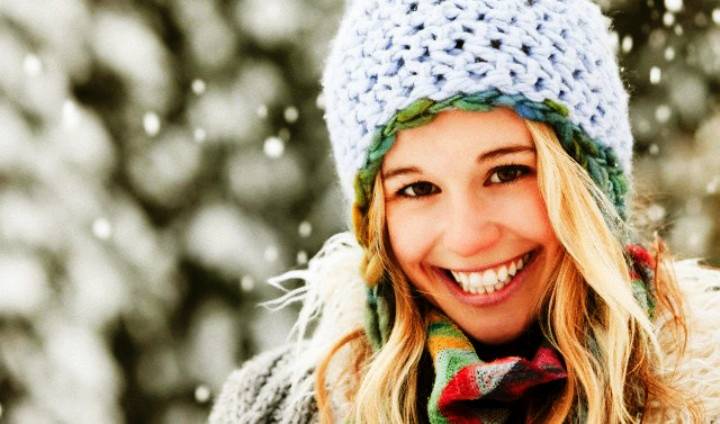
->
<box><xmin>0</xmin><ymin>0</ymin><xmax>718</xmax><ymax>422</ymax></box>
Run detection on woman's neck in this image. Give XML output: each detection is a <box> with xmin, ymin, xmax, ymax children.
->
<box><xmin>471</xmin><ymin>321</ymin><xmax>544</xmax><ymax>362</ymax></box>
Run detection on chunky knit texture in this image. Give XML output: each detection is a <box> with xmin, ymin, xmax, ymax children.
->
<box><xmin>323</xmin><ymin>0</ymin><xmax>633</xmax><ymax>202</ymax></box>
<box><xmin>425</xmin><ymin>310</ymin><xmax>566</xmax><ymax>423</ymax></box>
<box><xmin>208</xmin><ymin>345</ymin><xmax>318</xmax><ymax>424</ymax></box>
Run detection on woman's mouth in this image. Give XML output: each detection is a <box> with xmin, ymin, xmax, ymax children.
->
<box><xmin>432</xmin><ymin>248</ymin><xmax>540</xmax><ymax>305</ymax></box>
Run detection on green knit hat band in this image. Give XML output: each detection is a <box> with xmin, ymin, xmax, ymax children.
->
<box><xmin>352</xmin><ymin>89</ymin><xmax>630</xmax><ymax>220</ymax></box>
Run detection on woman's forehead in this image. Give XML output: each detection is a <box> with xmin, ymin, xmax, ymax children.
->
<box><xmin>385</xmin><ymin>108</ymin><xmax>533</xmax><ymax>166</ymax></box>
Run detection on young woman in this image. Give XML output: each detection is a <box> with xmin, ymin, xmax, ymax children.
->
<box><xmin>210</xmin><ymin>0</ymin><xmax>720</xmax><ymax>422</ymax></box>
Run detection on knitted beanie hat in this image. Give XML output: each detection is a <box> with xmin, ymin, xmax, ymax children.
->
<box><xmin>322</xmin><ymin>0</ymin><xmax>633</xmax><ymax>219</ymax></box>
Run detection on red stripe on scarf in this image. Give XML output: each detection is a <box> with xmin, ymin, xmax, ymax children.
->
<box><xmin>439</xmin><ymin>347</ymin><xmax>566</xmax><ymax>421</ymax></box>
<box><xmin>626</xmin><ymin>244</ymin><xmax>656</xmax><ymax>269</ymax></box>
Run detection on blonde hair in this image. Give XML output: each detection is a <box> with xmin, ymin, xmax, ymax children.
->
<box><xmin>315</xmin><ymin>119</ymin><xmax>700</xmax><ymax>423</ymax></box>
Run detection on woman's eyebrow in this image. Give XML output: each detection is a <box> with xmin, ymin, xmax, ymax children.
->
<box><xmin>382</xmin><ymin>166</ymin><xmax>421</xmax><ymax>181</ymax></box>
<box><xmin>477</xmin><ymin>145</ymin><xmax>535</xmax><ymax>162</ymax></box>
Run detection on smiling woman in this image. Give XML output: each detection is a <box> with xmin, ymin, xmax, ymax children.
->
<box><xmin>382</xmin><ymin>109</ymin><xmax>562</xmax><ymax>345</ymax></box>
<box><xmin>209</xmin><ymin>0</ymin><xmax>720</xmax><ymax>423</ymax></box>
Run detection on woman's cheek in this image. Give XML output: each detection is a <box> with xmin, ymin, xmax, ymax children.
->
<box><xmin>501</xmin><ymin>182</ymin><xmax>553</xmax><ymax>239</ymax></box>
<box><xmin>386</xmin><ymin>203</ymin><xmax>435</xmax><ymax>266</ymax></box>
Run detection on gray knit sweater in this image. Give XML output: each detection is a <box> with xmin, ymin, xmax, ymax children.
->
<box><xmin>209</xmin><ymin>345</ymin><xmax>318</xmax><ymax>424</ymax></box>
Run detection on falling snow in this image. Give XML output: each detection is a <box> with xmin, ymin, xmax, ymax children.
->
<box><xmin>143</xmin><ymin>112</ymin><xmax>161</xmax><ymax>136</ymax></box>
<box><xmin>664</xmin><ymin>46</ymin><xmax>676</xmax><ymax>61</ymax></box>
<box><xmin>663</xmin><ymin>12</ymin><xmax>675</xmax><ymax>27</ymax></box>
<box><xmin>193</xmin><ymin>127</ymin><xmax>207</xmax><ymax>143</ymax></box>
<box><xmin>241</xmin><ymin>275</ymin><xmax>255</xmax><ymax>292</ymax></box>
<box><xmin>284</xmin><ymin>106</ymin><xmax>299</xmax><ymax>123</ymax></box>
<box><xmin>655</xmin><ymin>104</ymin><xmax>672</xmax><ymax>123</ymax></box>
<box><xmin>316</xmin><ymin>93</ymin><xmax>326</xmax><ymax>110</ymax></box>
<box><xmin>92</xmin><ymin>218</ymin><xmax>113</xmax><ymax>240</ymax></box>
<box><xmin>256</xmin><ymin>104</ymin><xmax>269</xmax><ymax>118</ymax></box>
<box><xmin>194</xmin><ymin>385</ymin><xmax>211</xmax><ymax>403</ymax></box>
<box><xmin>707</xmin><ymin>176</ymin><xmax>720</xmax><ymax>194</ymax></box>
<box><xmin>62</xmin><ymin>100</ymin><xmax>81</xmax><ymax>129</ymax></box>
<box><xmin>621</xmin><ymin>35</ymin><xmax>634</xmax><ymax>53</ymax></box>
<box><xmin>296</xmin><ymin>250</ymin><xmax>308</xmax><ymax>265</ymax></box>
<box><xmin>22</xmin><ymin>54</ymin><xmax>43</xmax><ymax>76</ymax></box>
<box><xmin>664</xmin><ymin>0</ymin><xmax>683</xmax><ymax>13</ymax></box>
<box><xmin>263</xmin><ymin>136</ymin><xmax>285</xmax><ymax>158</ymax></box>
<box><xmin>649</xmin><ymin>66</ymin><xmax>662</xmax><ymax>84</ymax></box>
<box><xmin>298</xmin><ymin>221</ymin><xmax>312</xmax><ymax>238</ymax></box>
<box><xmin>263</xmin><ymin>246</ymin><xmax>279</xmax><ymax>263</ymax></box>
<box><xmin>191</xmin><ymin>79</ymin><xmax>207</xmax><ymax>95</ymax></box>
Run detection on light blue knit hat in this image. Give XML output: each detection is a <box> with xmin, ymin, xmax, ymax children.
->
<box><xmin>322</xmin><ymin>0</ymin><xmax>633</xmax><ymax>219</ymax></box>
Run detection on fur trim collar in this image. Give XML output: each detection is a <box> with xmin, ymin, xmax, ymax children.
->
<box><xmin>654</xmin><ymin>259</ymin><xmax>720</xmax><ymax>420</ymax></box>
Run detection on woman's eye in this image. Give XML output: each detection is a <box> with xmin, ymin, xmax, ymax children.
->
<box><xmin>487</xmin><ymin>165</ymin><xmax>531</xmax><ymax>185</ymax></box>
<box><xmin>398</xmin><ymin>181</ymin><xmax>439</xmax><ymax>198</ymax></box>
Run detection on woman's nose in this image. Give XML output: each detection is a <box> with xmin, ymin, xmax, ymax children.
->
<box><xmin>442</xmin><ymin>195</ymin><xmax>501</xmax><ymax>257</ymax></box>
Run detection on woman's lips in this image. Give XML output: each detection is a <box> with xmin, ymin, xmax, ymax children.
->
<box><xmin>431</xmin><ymin>248</ymin><xmax>540</xmax><ymax>307</ymax></box>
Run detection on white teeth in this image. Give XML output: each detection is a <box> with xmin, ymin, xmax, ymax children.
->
<box><xmin>482</xmin><ymin>269</ymin><xmax>497</xmax><ymax>285</ymax></box>
<box><xmin>447</xmin><ymin>250</ymin><xmax>535</xmax><ymax>295</ymax></box>
<box><xmin>497</xmin><ymin>265</ymin><xmax>508</xmax><ymax>282</ymax></box>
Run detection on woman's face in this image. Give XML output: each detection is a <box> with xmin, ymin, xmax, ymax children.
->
<box><xmin>382</xmin><ymin>108</ymin><xmax>562</xmax><ymax>344</ymax></box>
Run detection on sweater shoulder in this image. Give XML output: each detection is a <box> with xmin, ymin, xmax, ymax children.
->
<box><xmin>209</xmin><ymin>345</ymin><xmax>318</xmax><ymax>424</ymax></box>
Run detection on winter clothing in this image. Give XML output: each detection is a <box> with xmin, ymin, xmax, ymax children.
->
<box><xmin>424</xmin><ymin>310</ymin><xmax>566</xmax><ymax>423</ymax></box>
<box><xmin>208</xmin><ymin>240</ymin><xmax>720</xmax><ymax>423</ymax></box>
<box><xmin>208</xmin><ymin>344</ymin><xmax>318</xmax><ymax>424</ymax></box>
<box><xmin>323</xmin><ymin>0</ymin><xmax>633</xmax><ymax>215</ymax></box>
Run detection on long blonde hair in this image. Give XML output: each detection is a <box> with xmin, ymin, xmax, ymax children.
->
<box><xmin>315</xmin><ymin>119</ymin><xmax>699</xmax><ymax>423</ymax></box>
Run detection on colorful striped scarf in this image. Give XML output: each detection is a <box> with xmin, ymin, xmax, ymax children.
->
<box><xmin>425</xmin><ymin>310</ymin><xmax>566</xmax><ymax>423</ymax></box>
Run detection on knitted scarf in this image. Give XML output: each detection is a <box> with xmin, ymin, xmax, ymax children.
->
<box><xmin>426</xmin><ymin>310</ymin><xmax>566</xmax><ymax>423</ymax></box>
<box><xmin>365</xmin><ymin>244</ymin><xmax>657</xmax><ymax>423</ymax></box>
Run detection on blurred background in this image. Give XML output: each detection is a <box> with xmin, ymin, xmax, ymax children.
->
<box><xmin>0</xmin><ymin>0</ymin><xmax>718</xmax><ymax>422</ymax></box>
